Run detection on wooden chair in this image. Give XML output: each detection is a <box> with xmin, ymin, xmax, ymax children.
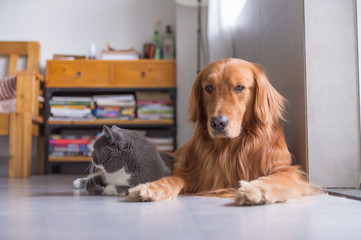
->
<box><xmin>0</xmin><ymin>41</ymin><xmax>44</xmax><ymax>177</ymax></box>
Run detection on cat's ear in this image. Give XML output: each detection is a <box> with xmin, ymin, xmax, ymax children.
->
<box><xmin>111</xmin><ymin>125</ymin><xmax>124</xmax><ymax>139</ymax></box>
<box><xmin>103</xmin><ymin>125</ymin><xmax>115</xmax><ymax>144</ymax></box>
<box><xmin>111</xmin><ymin>125</ymin><xmax>120</xmax><ymax>131</ymax></box>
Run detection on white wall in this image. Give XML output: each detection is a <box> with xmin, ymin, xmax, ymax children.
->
<box><xmin>0</xmin><ymin>0</ymin><xmax>176</xmax><ymax>72</ymax></box>
<box><xmin>304</xmin><ymin>0</ymin><xmax>360</xmax><ymax>187</ymax></box>
<box><xmin>175</xmin><ymin>4</ymin><xmax>208</xmax><ymax>148</ymax></box>
<box><xmin>0</xmin><ymin>0</ymin><xmax>176</xmax><ymax>161</ymax></box>
<box><xmin>233</xmin><ymin>0</ymin><xmax>308</xmax><ymax>170</ymax></box>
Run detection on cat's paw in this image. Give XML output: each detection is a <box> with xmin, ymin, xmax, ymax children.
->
<box><xmin>104</xmin><ymin>185</ymin><xmax>119</xmax><ymax>196</ymax></box>
<box><xmin>73</xmin><ymin>177</ymin><xmax>87</xmax><ymax>189</ymax></box>
<box><xmin>85</xmin><ymin>179</ymin><xmax>104</xmax><ymax>195</ymax></box>
<box><xmin>87</xmin><ymin>186</ymin><xmax>104</xmax><ymax>195</ymax></box>
<box><xmin>116</xmin><ymin>186</ymin><xmax>129</xmax><ymax>196</ymax></box>
<box><xmin>102</xmin><ymin>185</ymin><xmax>129</xmax><ymax>196</ymax></box>
<box><xmin>234</xmin><ymin>181</ymin><xmax>266</xmax><ymax>206</ymax></box>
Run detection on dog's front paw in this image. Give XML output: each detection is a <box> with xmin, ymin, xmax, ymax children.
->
<box><xmin>234</xmin><ymin>181</ymin><xmax>266</xmax><ymax>206</ymax></box>
<box><xmin>126</xmin><ymin>177</ymin><xmax>182</xmax><ymax>202</ymax></box>
<box><xmin>127</xmin><ymin>181</ymin><xmax>174</xmax><ymax>202</ymax></box>
<box><xmin>127</xmin><ymin>183</ymin><xmax>156</xmax><ymax>202</ymax></box>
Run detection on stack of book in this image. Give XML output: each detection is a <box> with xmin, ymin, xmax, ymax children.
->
<box><xmin>93</xmin><ymin>94</ymin><xmax>136</xmax><ymax>119</ymax></box>
<box><xmin>136</xmin><ymin>130</ymin><xmax>174</xmax><ymax>152</ymax></box>
<box><xmin>49</xmin><ymin>97</ymin><xmax>95</xmax><ymax>121</ymax></box>
<box><xmin>49</xmin><ymin>135</ymin><xmax>92</xmax><ymax>157</ymax></box>
<box><xmin>136</xmin><ymin>92</ymin><xmax>174</xmax><ymax>120</ymax></box>
<box><xmin>99</xmin><ymin>48</ymin><xmax>139</xmax><ymax>60</ymax></box>
<box><xmin>146</xmin><ymin>136</ymin><xmax>174</xmax><ymax>152</ymax></box>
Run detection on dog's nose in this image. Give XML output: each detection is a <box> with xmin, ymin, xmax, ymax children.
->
<box><xmin>210</xmin><ymin>116</ymin><xmax>229</xmax><ymax>131</ymax></box>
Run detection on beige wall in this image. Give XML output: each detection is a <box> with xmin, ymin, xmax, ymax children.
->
<box><xmin>233</xmin><ymin>0</ymin><xmax>308</xmax><ymax>170</ymax></box>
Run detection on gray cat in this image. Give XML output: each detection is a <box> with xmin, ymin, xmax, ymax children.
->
<box><xmin>74</xmin><ymin>125</ymin><xmax>177</xmax><ymax>196</ymax></box>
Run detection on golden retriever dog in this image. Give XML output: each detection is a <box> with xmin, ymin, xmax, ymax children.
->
<box><xmin>128</xmin><ymin>58</ymin><xmax>319</xmax><ymax>205</ymax></box>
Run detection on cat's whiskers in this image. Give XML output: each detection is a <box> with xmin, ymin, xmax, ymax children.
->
<box><xmin>82</xmin><ymin>162</ymin><xmax>92</xmax><ymax>175</ymax></box>
<box><xmin>89</xmin><ymin>163</ymin><xmax>101</xmax><ymax>188</ymax></box>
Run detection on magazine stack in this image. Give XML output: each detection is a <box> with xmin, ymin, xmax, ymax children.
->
<box><xmin>49</xmin><ymin>96</ymin><xmax>94</xmax><ymax>121</ymax></box>
<box><xmin>49</xmin><ymin>135</ymin><xmax>92</xmax><ymax>157</ymax></box>
<box><xmin>93</xmin><ymin>94</ymin><xmax>136</xmax><ymax>119</ymax></box>
<box><xmin>135</xmin><ymin>92</ymin><xmax>174</xmax><ymax>120</ymax></box>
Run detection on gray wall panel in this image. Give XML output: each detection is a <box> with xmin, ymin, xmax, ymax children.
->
<box><xmin>304</xmin><ymin>0</ymin><xmax>360</xmax><ymax>187</ymax></box>
<box><xmin>234</xmin><ymin>0</ymin><xmax>307</xmax><ymax>170</ymax></box>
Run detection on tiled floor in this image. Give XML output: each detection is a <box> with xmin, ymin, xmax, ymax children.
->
<box><xmin>1</xmin><ymin>175</ymin><xmax>361</xmax><ymax>240</ymax></box>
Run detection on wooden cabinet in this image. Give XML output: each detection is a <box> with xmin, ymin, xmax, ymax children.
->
<box><xmin>44</xmin><ymin>60</ymin><xmax>177</xmax><ymax>173</ymax></box>
<box><xmin>46</xmin><ymin>61</ymin><xmax>111</xmax><ymax>87</ymax></box>
<box><xmin>46</xmin><ymin>60</ymin><xmax>176</xmax><ymax>88</ymax></box>
<box><xmin>112</xmin><ymin>61</ymin><xmax>176</xmax><ymax>87</ymax></box>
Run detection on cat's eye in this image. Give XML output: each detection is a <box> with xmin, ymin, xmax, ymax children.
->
<box><xmin>205</xmin><ymin>85</ymin><xmax>213</xmax><ymax>93</ymax></box>
<box><xmin>234</xmin><ymin>85</ymin><xmax>245</xmax><ymax>93</ymax></box>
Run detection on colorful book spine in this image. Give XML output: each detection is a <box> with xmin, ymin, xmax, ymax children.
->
<box><xmin>49</xmin><ymin>139</ymin><xmax>91</xmax><ymax>145</ymax></box>
<box><xmin>137</xmin><ymin>100</ymin><xmax>173</xmax><ymax>105</ymax></box>
<box><xmin>50</xmin><ymin>105</ymin><xmax>89</xmax><ymax>110</ymax></box>
<box><xmin>50</xmin><ymin>144</ymin><xmax>89</xmax><ymax>152</ymax></box>
<box><xmin>93</xmin><ymin>94</ymin><xmax>135</xmax><ymax>101</ymax></box>
<box><xmin>49</xmin><ymin>152</ymin><xmax>90</xmax><ymax>157</ymax></box>
<box><xmin>50</xmin><ymin>135</ymin><xmax>91</xmax><ymax>139</ymax></box>
<box><xmin>50</xmin><ymin>100</ymin><xmax>92</xmax><ymax>106</ymax></box>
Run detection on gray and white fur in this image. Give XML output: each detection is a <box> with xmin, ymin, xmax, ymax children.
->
<box><xmin>74</xmin><ymin>125</ymin><xmax>177</xmax><ymax>196</ymax></box>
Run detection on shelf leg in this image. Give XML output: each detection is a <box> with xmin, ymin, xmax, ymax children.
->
<box><xmin>36</xmin><ymin>136</ymin><xmax>45</xmax><ymax>174</ymax></box>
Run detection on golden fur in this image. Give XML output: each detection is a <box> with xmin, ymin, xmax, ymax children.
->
<box><xmin>128</xmin><ymin>58</ymin><xmax>319</xmax><ymax>205</ymax></box>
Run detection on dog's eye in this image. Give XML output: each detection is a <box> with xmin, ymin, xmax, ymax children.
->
<box><xmin>234</xmin><ymin>85</ymin><xmax>245</xmax><ymax>93</ymax></box>
<box><xmin>205</xmin><ymin>85</ymin><xmax>213</xmax><ymax>93</ymax></box>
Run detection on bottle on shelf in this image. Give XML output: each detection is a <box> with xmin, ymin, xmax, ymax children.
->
<box><xmin>162</xmin><ymin>25</ymin><xmax>174</xmax><ymax>60</ymax></box>
<box><xmin>153</xmin><ymin>30</ymin><xmax>162</xmax><ymax>59</ymax></box>
<box><xmin>89</xmin><ymin>42</ymin><xmax>96</xmax><ymax>59</ymax></box>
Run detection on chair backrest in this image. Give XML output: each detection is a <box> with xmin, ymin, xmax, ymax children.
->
<box><xmin>0</xmin><ymin>41</ymin><xmax>40</xmax><ymax>75</ymax></box>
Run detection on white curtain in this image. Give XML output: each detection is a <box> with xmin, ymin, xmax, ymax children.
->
<box><xmin>207</xmin><ymin>0</ymin><xmax>247</xmax><ymax>62</ymax></box>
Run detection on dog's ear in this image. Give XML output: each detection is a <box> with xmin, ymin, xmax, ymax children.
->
<box><xmin>188</xmin><ymin>71</ymin><xmax>205</xmax><ymax>123</ymax></box>
<box><xmin>252</xmin><ymin>63</ymin><xmax>286</xmax><ymax>126</ymax></box>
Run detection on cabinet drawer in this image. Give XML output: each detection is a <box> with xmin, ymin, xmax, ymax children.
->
<box><xmin>46</xmin><ymin>61</ymin><xmax>110</xmax><ymax>87</ymax></box>
<box><xmin>113</xmin><ymin>62</ymin><xmax>176</xmax><ymax>87</ymax></box>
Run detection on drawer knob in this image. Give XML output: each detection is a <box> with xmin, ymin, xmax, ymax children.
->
<box><xmin>74</xmin><ymin>71</ymin><xmax>82</xmax><ymax>79</ymax></box>
<box><xmin>141</xmin><ymin>71</ymin><xmax>146</xmax><ymax>78</ymax></box>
